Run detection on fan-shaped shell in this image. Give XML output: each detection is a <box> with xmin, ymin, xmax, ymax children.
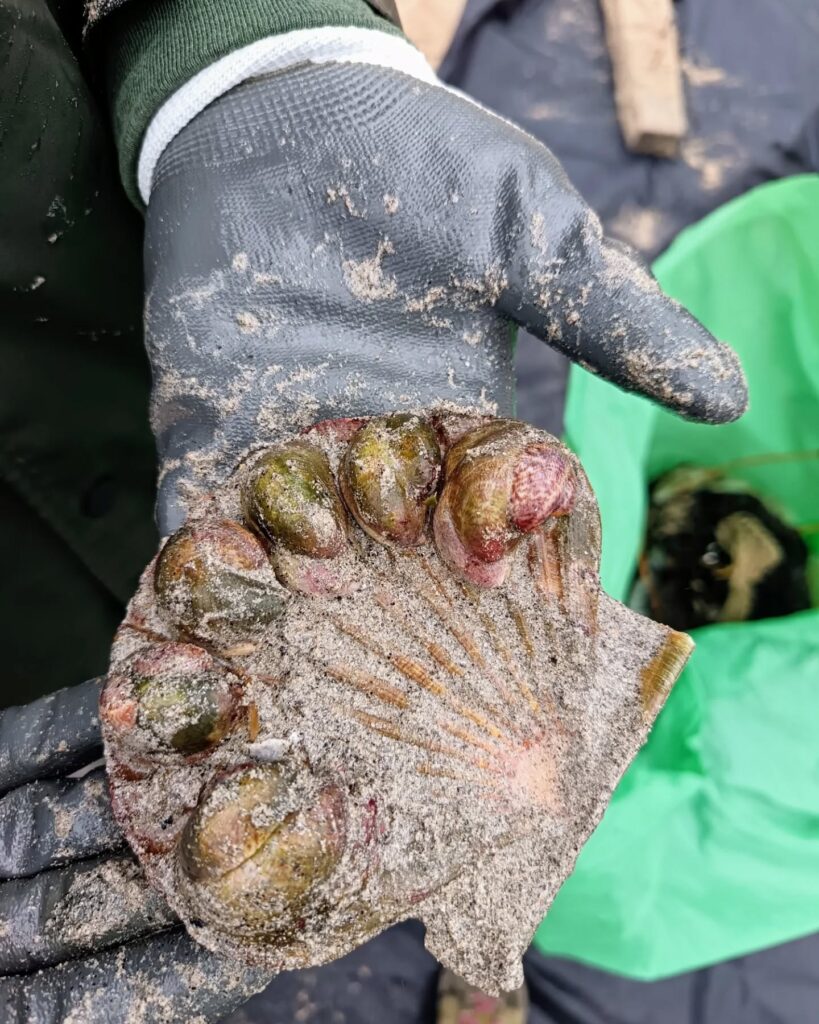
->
<box><xmin>102</xmin><ymin>412</ymin><xmax>692</xmax><ymax>993</ymax></box>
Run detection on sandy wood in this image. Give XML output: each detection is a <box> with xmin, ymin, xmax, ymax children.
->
<box><xmin>398</xmin><ymin>0</ymin><xmax>468</xmax><ymax>69</ymax></box>
<box><xmin>600</xmin><ymin>0</ymin><xmax>688</xmax><ymax>157</ymax></box>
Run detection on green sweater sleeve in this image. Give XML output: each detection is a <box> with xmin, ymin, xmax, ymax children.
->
<box><xmin>96</xmin><ymin>0</ymin><xmax>401</xmax><ymax>206</ymax></box>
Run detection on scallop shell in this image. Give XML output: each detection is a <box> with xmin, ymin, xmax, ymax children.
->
<box><xmin>101</xmin><ymin>412</ymin><xmax>692</xmax><ymax>994</ymax></box>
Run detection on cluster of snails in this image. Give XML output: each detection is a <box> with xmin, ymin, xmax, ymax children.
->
<box><xmin>101</xmin><ymin>412</ymin><xmax>586</xmax><ymax>967</ymax></box>
<box><xmin>105</xmin><ymin>409</ymin><xmax>579</xmax><ymax>762</ymax></box>
<box><xmin>147</xmin><ymin>414</ymin><xmax>578</xmax><ymax>648</ymax></box>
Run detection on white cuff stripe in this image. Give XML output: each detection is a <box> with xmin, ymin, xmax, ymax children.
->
<box><xmin>137</xmin><ymin>27</ymin><xmax>440</xmax><ymax>204</ymax></box>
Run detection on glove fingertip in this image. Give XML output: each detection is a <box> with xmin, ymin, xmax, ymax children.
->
<box><xmin>0</xmin><ymin>680</ymin><xmax>104</xmax><ymax>795</ymax></box>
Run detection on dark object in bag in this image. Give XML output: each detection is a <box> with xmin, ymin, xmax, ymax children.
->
<box><xmin>641</xmin><ymin>469</ymin><xmax>811</xmax><ymax>631</ymax></box>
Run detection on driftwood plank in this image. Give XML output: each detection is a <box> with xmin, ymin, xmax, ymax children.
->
<box><xmin>600</xmin><ymin>0</ymin><xmax>688</xmax><ymax>158</ymax></box>
<box><xmin>398</xmin><ymin>0</ymin><xmax>468</xmax><ymax>69</ymax></box>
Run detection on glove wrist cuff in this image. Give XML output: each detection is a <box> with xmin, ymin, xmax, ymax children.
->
<box><xmin>102</xmin><ymin>0</ymin><xmax>405</xmax><ymax>206</ymax></box>
<box><xmin>139</xmin><ymin>28</ymin><xmax>436</xmax><ymax>206</ymax></box>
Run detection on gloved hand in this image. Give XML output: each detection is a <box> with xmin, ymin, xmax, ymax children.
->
<box><xmin>2</xmin><ymin>58</ymin><xmax>748</xmax><ymax>1024</ymax></box>
<box><xmin>0</xmin><ymin>681</ymin><xmax>270</xmax><ymax>1024</ymax></box>
<box><xmin>143</xmin><ymin>60</ymin><xmax>747</xmax><ymax>535</ymax></box>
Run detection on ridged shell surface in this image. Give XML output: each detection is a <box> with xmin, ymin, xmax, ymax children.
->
<box><xmin>102</xmin><ymin>412</ymin><xmax>692</xmax><ymax>993</ymax></box>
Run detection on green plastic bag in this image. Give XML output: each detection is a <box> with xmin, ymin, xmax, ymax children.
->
<box><xmin>532</xmin><ymin>175</ymin><xmax>819</xmax><ymax>980</ymax></box>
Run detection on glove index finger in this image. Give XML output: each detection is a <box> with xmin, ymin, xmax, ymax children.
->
<box><xmin>0</xmin><ymin>768</ymin><xmax>121</xmax><ymax>880</ymax></box>
<box><xmin>0</xmin><ymin>680</ymin><xmax>104</xmax><ymax>795</ymax></box>
<box><xmin>504</xmin><ymin>208</ymin><xmax>749</xmax><ymax>423</ymax></box>
<box><xmin>0</xmin><ymin>930</ymin><xmax>271</xmax><ymax>1024</ymax></box>
<box><xmin>0</xmin><ymin>855</ymin><xmax>174</xmax><ymax>975</ymax></box>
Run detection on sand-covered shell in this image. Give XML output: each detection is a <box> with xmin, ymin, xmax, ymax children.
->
<box><xmin>153</xmin><ymin>520</ymin><xmax>284</xmax><ymax>645</ymax></box>
<box><xmin>102</xmin><ymin>412</ymin><xmax>692</xmax><ymax>994</ymax></box>
<box><xmin>339</xmin><ymin>413</ymin><xmax>441</xmax><ymax>547</ymax></box>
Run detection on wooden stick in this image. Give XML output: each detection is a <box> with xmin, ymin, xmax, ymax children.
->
<box><xmin>600</xmin><ymin>0</ymin><xmax>688</xmax><ymax>158</ymax></box>
<box><xmin>398</xmin><ymin>0</ymin><xmax>467</xmax><ymax>69</ymax></box>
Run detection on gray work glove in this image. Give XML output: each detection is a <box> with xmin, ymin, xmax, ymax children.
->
<box><xmin>1</xmin><ymin>60</ymin><xmax>748</xmax><ymax>1024</ymax></box>
<box><xmin>145</xmin><ymin>62</ymin><xmax>747</xmax><ymax>535</ymax></box>
<box><xmin>0</xmin><ymin>682</ymin><xmax>270</xmax><ymax>1023</ymax></box>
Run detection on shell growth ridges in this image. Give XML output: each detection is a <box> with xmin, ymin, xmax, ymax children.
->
<box><xmin>101</xmin><ymin>411</ymin><xmax>692</xmax><ymax>993</ymax></box>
